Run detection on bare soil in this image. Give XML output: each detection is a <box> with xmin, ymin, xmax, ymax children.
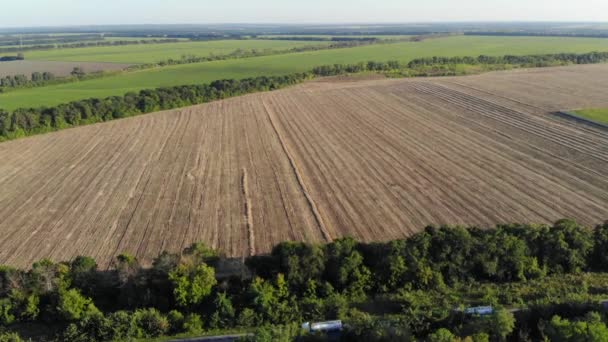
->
<box><xmin>0</xmin><ymin>60</ymin><xmax>131</xmax><ymax>78</ymax></box>
<box><xmin>0</xmin><ymin>64</ymin><xmax>607</xmax><ymax>268</ymax></box>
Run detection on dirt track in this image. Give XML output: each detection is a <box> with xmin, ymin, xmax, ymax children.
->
<box><xmin>1</xmin><ymin>64</ymin><xmax>607</xmax><ymax>268</ymax></box>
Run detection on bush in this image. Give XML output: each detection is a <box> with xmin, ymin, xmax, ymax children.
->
<box><xmin>56</xmin><ymin>289</ymin><xmax>99</xmax><ymax>321</ymax></box>
<box><xmin>237</xmin><ymin>308</ymin><xmax>258</xmax><ymax>327</ymax></box>
<box><xmin>427</xmin><ymin>328</ymin><xmax>456</xmax><ymax>342</ymax></box>
<box><xmin>105</xmin><ymin>310</ymin><xmax>134</xmax><ymax>340</ymax></box>
<box><xmin>0</xmin><ymin>332</ymin><xmax>22</xmax><ymax>342</ymax></box>
<box><xmin>183</xmin><ymin>313</ymin><xmax>204</xmax><ymax>334</ymax></box>
<box><xmin>0</xmin><ymin>299</ymin><xmax>14</xmax><ymax>325</ymax></box>
<box><xmin>167</xmin><ymin>310</ymin><xmax>185</xmax><ymax>333</ymax></box>
<box><xmin>132</xmin><ymin>308</ymin><xmax>169</xmax><ymax>338</ymax></box>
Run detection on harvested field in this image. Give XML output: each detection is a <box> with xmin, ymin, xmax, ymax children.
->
<box><xmin>0</xmin><ymin>60</ymin><xmax>130</xmax><ymax>78</ymax></box>
<box><xmin>1</xmin><ymin>64</ymin><xmax>608</xmax><ymax>268</ymax></box>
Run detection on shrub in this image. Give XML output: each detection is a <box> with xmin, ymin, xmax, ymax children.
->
<box><xmin>167</xmin><ymin>310</ymin><xmax>185</xmax><ymax>333</ymax></box>
<box><xmin>56</xmin><ymin>289</ymin><xmax>99</xmax><ymax>321</ymax></box>
<box><xmin>132</xmin><ymin>308</ymin><xmax>169</xmax><ymax>337</ymax></box>
<box><xmin>0</xmin><ymin>332</ymin><xmax>23</xmax><ymax>342</ymax></box>
<box><xmin>183</xmin><ymin>313</ymin><xmax>204</xmax><ymax>334</ymax></box>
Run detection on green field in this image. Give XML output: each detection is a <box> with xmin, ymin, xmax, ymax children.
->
<box><xmin>259</xmin><ymin>34</ymin><xmax>413</xmax><ymax>40</ymax></box>
<box><xmin>3</xmin><ymin>36</ymin><xmax>608</xmax><ymax>110</ymax></box>
<box><xmin>573</xmin><ymin>108</ymin><xmax>608</xmax><ymax>124</ymax></box>
<box><xmin>24</xmin><ymin>39</ymin><xmax>331</xmax><ymax>63</ymax></box>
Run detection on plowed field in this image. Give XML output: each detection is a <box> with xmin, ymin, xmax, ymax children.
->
<box><xmin>1</xmin><ymin>64</ymin><xmax>607</xmax><ymax>268</ymax></box>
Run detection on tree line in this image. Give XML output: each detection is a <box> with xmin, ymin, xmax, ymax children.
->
<box><xmin>406</xmin><ymin>51</ymin><xmax>608</xmax><ymax>68</ymax></box>
<box><xmin>0</xmin><ymin>73</ymin><xmax>311</xmax><ymax>141</ymax></box>
<box><xmin>0</xmin><ymin>54</ymin><xmax>24</xmax><ymax>62</ymax></box>
<box><xmin>3</xmin><ymin>51</ymin><xmax>608</xmax><ymax>142</ymax></box>
<box><xmin>0</xmin><ymin>38</ymin><xmax>183</xmax><ymax>54</ymax></box>
<box><xmin>1</xmin><ymin>220</ymin><xmax>608</xmax><ymax>341</ymax></box>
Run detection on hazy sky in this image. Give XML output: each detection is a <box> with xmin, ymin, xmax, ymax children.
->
<box><xmin>2</xmin><ymin>0</ymin><xmax>608</xmax><ymax>28</ymax></box>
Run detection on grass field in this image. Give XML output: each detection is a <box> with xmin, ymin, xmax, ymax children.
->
<box><xmin>3</xmin><ymin>36</ymin><xmax>608</xmax><ymax>110</ymax></box>
<box><xmin>573</xmin><ymin>108</ymin><xmax>608</xmax><ymax>124</ymax></box>
<box><xmin>24</xmin><ymin>39</ymin><xmax>331</xmax><ymax>63</ymax></box>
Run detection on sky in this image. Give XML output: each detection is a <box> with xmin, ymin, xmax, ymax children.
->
<box><xmin>1</xmin><ymin>0</ymin><xmax>608</xmax><ymax>28</ymax></box>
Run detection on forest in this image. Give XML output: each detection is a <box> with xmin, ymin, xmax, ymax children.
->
<box><xmin>1</xmin><ymin>220</ymin><xmax>608</xmax><ymax>341</ymax></box>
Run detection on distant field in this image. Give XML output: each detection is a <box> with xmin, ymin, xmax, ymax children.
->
<box><xmin>4</xmin><ymin>36</ymin><xmax>608</xmax><ymax>110</ymax></box>
<box><xmin>24</xmin><ymin>39</ymin><xmax>332</xmax><ymax>63</ymax></box>
<box><xmin>573</xmin><ymin>108</ymin><xmax>608</xmax><ymax>124</ymax></box>
<box><xmin>259</xmin><ymin>34</ymin><xmax>413</xmax><ymax>40</ymax></box>
<box><xmin>0</xmin><ymin>60</ymin><xmax>130</xmax><ymax>78</ymax></box>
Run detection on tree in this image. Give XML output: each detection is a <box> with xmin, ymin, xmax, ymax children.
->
<box><xmin>70</xmin><ymin>256</ymin><xmax>98</xmax><ymax>296</ymax></box>
<box><xmin>167</xmin><ymin>310</ymin><xmax>185</xmax><ymax>334</ymax></box>
<box><xmin>487</xmin><ymin>308</ymin><xmax>515</xmax><ymax>341</ymax></box>
<box><xmin>210</xmin><ymin>292</ymin><xmax>235</xmax><ymax>328</ymax></box>
<box><xmin>0</xmin><ymin>298</ymin><xmax>14</xmax><ymax>325</ymax></box>
<box><xmin>132</xmin><ymin>308</ymin><xmax>169</xmax><ymax>338</ymax></box>
<box><xmin>168</xmin><ymin>262</ymin><xmax>216</xmax><ymax>308</ymax></box>
<box><xmin>8</xmin><ymin>289</ymin><xmax>39</xmax><ymax>321</ymax></box>
<box><xmin>324</xmin><ymin>238</ymin><xmax>371</xmax><ymax>300</ymax></box>
<box><xmin>545</xmin><ymin>312</ymin><xmax>608</xmax><ymax>342</ymax></box>
<box><xmin>427</xmin><ymin>328</ymin><xmax>456</xmax><ymax>342</ymax></box>
<box><xmin>183</xmin><ymin>313</ymin><xmax>204</xmax><ymax>334</ymax></box>
<box><xmin>56</xmin><ymin>288</ymin><xmax>99</xmax><ymax>321</ymax></box>
<box><xmin>29</xmin><ymin>259</ymin><xmax>70</xmax><ymax>293</ymax></box>
<box><xmin>71</xmin><ymin>67</ymin><xmax>86</xmax><ymax>78</ymax></box>
<box><xmin>0</xmin><ymin>332</ymin><xmax>23</xmax><ymax>342</ymax></box>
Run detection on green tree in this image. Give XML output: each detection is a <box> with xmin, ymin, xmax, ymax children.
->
<box><xmin>210</xmin><ymin>292</ymin><xmax>235</xmax><ymax>328</ymax></box>
<box><xmin>29</xmin><ymin>259</ymin><xmax>70</xmax><ymax>293</ymax></box>
<box><xmin>427</xmin><ymin>328</ymin><xmax>456</xmax><ymax>342</ymax></box>
<box><xmin>324</xmin><ymin>238</ymin><xmax>371</xmax><ymax>300</ymax></box>
<box><xmin>167</xmin><ymin>310</ymin><xmax>185</xmax><ymax>333</ymax></box>
<box><xmin>132</xmin><ymin>308</ymin><xmax>169</xmax><ymax>338</ymax></box>
<box><xmin>8</xmin><ymin>289</ymin><xmax>39</xmax><ymax>321</ymax></box>
<box><xmin>487</xmin><ymin>308</ymin><xmax>515</xmax><ymax>341</ymax></box>
<box><xmin>56</xmin><ymin>288</ymin><xmax>99</xmax><ymax>321</ymax></box>
<box><xmin>168</xmin><ymin>262</ymin><xmax>216</xmax><ymax>308</ymax></box>
<box><xmin>0</xmin><ymin>332</ymin><xmax>23</xmax><ymax>342</ymax></box>
<box><xmin>545</xmin><ymin>312</ymin><xmax>608</xmax><ymax>342</ymax></box>
<box><xmin>0</xmin><ymin>298</ymin><xmax>14</xmax><ymax>325</ymax></box>
<box><xmin>183</xmin><ymin>313</ymin><xmax>204</xmax><ymax>334</ymax></box>
<box><xmin>69</xmin><ymin>256</ymin><xmax>98</xmax><ymax>296</ymax></box>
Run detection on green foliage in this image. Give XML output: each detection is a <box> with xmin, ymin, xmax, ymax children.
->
<box><xmin>246</xmin><ymin>323</ymin><xmax>304</xmax><ymax>342</ymax></box>
<box><xmin>487</xmin><ymin>308</ymin><xmax>516</xmax><ymax>341</ymax></box>
<box><xmin>248</xmin><ymin>275</ymin><xmax>300</xmax><ymax>325</ymax></box>
<box><xmin>56</xmin><ymin>288</ymin><xmax>99</xmax><ymax>321</ymax></box>
<box><xmin>0</xmin><ymin>299</ymin><xmax>14</xmax><ymax>325</ymax></box>
<box><xmin>183</xmin><ymin>313</ymin><xmax>204</xmax><ymax>334</ymax></box>
<box><xmin>210</xmin><ymin>292</ymin><xmax>236</xmax><ymax>328</ymax></box>
<box><xmin>7</xmin><ymin>289</ymin><xmax>39</xmax><ymax>321</ymax></box>
<box><xmin>427</xmin><ymin>328</ymin><xmax>456</xmax><ymax>342</ymax></box>
<box><xmin>237</xmin><ymin>308</ymin><xmax>258</xmax><ymax>327</ymax></box>
<box><xmin>69</xmin><ymin>256</ymin><xmax>98</xmax><ymax>297</ymax></box>
<box><xmin>167</xmin><ymin>310</ymin><xmax>185</xmax><ymax>333</ymax></box>
<box><xmin>29</xmin><ymin>259</ymin><xmax>71</xmax><ymax>293</ymax></box>
<box><xmin>324</xmin><ymin>238</ymin><xmax>371</xmax><ymax>300</ymax></box>
<box><xmin>132</xmin><ymin>308</ymin><xmax>169</xmax><ymax>338</ymax></box>
<box><xmin>60</xmin><ymin>311</ymin><xmax>111</xmax><ymax>342</ymax></box>
<box><xmin>545</xmin><ymin>312</ymin><xmax>608</xmax><ymax>342</ymax></box>
<box><xmin>271</xmin><ymin>242</ymin><xmax>325</xmax><ymax>292</ymax></box>
<box><xmin>106</xmin><ymin>310</ymin><xmax>134</xmax><ymax>340</ymax></box>
<box><xmin>169</xmin><ymin>262</ymin><xmax>217</xmax><ymax>308</ymax></box>
<box><xmin>0</xmin><ymin>332</ymin><xmax>22</xmax><ymax>342</ymax></box>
